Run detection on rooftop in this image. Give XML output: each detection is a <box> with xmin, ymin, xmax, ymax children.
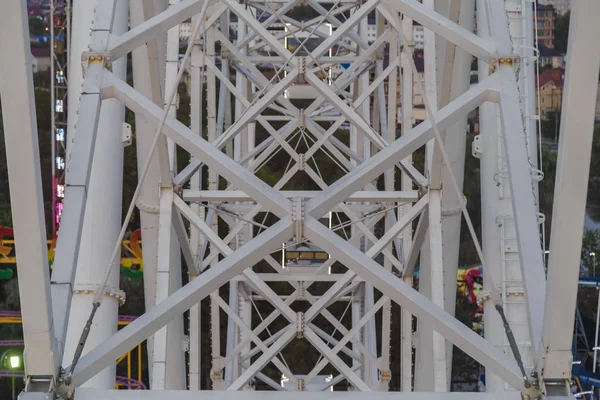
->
<box><xmin>538</xmin><ymin>43</ymin><xmax>563</xmax><ymax>57</ymax></box>
<box><xmin>537</xmin><ymin>68</ymin><xmax>565</xmax><ymax>88</ymax></box>
<box><xmin>31</xmin><ymin>47</ymin><xmax>51</xmax><ymax>58</ymax></box>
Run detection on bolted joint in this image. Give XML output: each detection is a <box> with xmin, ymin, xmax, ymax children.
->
<box><xmin>173</xmin><ymin>184</ymin><xmax>184</xmax><ymax>197</ymax></box>
<box><xmin>297</xmin><ymin>282</ymin><xmax>306</xmax><ymax>300</ymax></box>
<box><xmin>296</xmin><ymin>378</ymin><xmax>306</xmax><ymax>391</ymax></box>
<box><xmin>292</xmin><ymin>197</ymin><xmax>304</xmax><ymax>242</ymax></box>
<box><xmin>521</xmin><ymin>379</ymin><xmax>542</xmax><ymax>400</ymax></box>
<box><xmin>210</xmin><ymin>367</ymin><xmax>224</xmax><ymax>382</ymax></box>
<box><xmin>490</xmin><ymin>56</ymin><xmax>520</xmax><ymax>75</ymax></box>
<box><xmin>297</xmin><ymin>57</ymin><xmax>306</xmax><ymax>82</ymax></box>
<box><xmin>380</xmin><ymin>370</ymin><xmax>391</xmax><ymax>382</ymax></box>
<box><xmin>296</xmin><ymin>312</ymin><xmax>305</xmax><ymax>339</ymax></box>
<box><xmin>72</xmin><ymin>284</ymin><xmax>126</xmax><ymax>305</ymax></box>
<box><xmin>298</xmin><ymin>153</ymin><xmax>306</xmax><ymax>171</ymax></box>
<box><xmin>56</xmin><ymin>383</ymin><xmax>74</xmax><ymax>400</ymax></box>
<box><xmin>499</xmin><ymin>57</ymin><xmax>520</xmax><ymax>66</ymax></box>
<box><xmin>298</xmin><ymin>108</ymin><xmax>306</xmax><ymax>130</ymax></box>
<box><xmin>477</xmin><ymin>289</ymin><xmax>492</xmax><ymax>307</ymax></box>
<box><xmin>488</xmin><ymin>58</ymin><xmax>497</xmax><ymax>74</ymax></box>
<box><xmin>81</xmin><ymin>52</ymin><xmax>113</xmax><ymax>72</ymax></box>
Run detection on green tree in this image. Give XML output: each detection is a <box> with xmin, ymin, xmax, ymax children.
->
<box><xmin>540</xmin><ymin>111</ymin><xmax>561</xmax><ymax>141</ymax></box>
<box><xmin>554</xmin><ymin>11</ymin><xmax>570</xmax><ymax>53</ymax></box>
<box><xmin>581</xmin><ymin>229</ymin><xmax>600</xmax><ymax>276</ymax></box>
<box><xmin>587</xmin><ymin>124</ymin><xmax>600</xmax><ymax>220</ymax></box>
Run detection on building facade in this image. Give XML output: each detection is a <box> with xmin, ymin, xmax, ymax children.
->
<box><xmin>538</xmin><ymin>44</ymin><xmax>564</xmax><ymax>69</ymax></box>
<box><xmin>536</xmin><ymin>2</ymin><xmax>556</xmax><ymax>48</ymax></box>
<box><xmin>413</xmin><ymin>24</ymin><xmax>424</xmax><ymax>50</ymax></box>
<box><xmin>538</xmin><ymin>0</ymin><xmax>570</xmax><ymax>15</ymax></box>
<box><xmin>536</xmin><ymin>68</ymin><xmax>564</xmax><ymax>116</ymax></box>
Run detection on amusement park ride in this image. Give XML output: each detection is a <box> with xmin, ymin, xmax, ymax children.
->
<box><xmin>0</xmin><ymin>0</ymin><xmax>600</xmax><ymax>399</ymax></box>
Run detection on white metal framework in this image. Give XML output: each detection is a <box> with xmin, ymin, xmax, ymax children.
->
<box><xmin>50</xmin><ymin>0</ymin><xmax>71</xmax><ymax>236</ymax></box>
<box><xmin>1</xmin><ymin>0</ymin><xmax>600</xmax><ymax>399</ymax></box>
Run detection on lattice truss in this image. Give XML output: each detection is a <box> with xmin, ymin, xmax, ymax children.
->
<box><xmin>30</xmin><ymin>0</ymin><xmax>550</xmax><ymax>396</ymax></box>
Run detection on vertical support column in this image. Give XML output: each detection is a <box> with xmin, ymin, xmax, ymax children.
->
<box><xmin>400</xmin><ymin>13</ymin><xmax>414</xmax><ymax>393</ymax></box>
<box><xmin>62</xmin><ymin>0</ymin><xmax>128</xmax><ymax>389</ymax></box>
<box><xmin>415</xmin><ymin>0</ymin><xmax>446</xmax><ymax>391</ymax></box>
<box><xmin>151</xmin><ymin>188</ymin><xmax>175</xmax><ymax>389</ymax></box>
<box><xmin>164</xmin><ymin>1</ymin><xmax>187</xmax><ymax>389</ymax></box>
<box><xmin>188</xmin><ymin>13</ymin><xmax>204</xmax><ymax>391</ymax></box>
<box><xmin>476</xmin><ymin>0</ymin><xmax>507</xmax><ymax>391</ymax></box>
<box><xmin>239</xmin><ymin>290</ymin><xmax>252</xmax><ymax>382</ymax></box>
<box><xmin>224</xmin><ymin>10</ymin><xmax>245</xmax><ymax>387</ymax></box>
<box><xmin>539</xmin><ymin>0</ymin><xmax>600</xmax><ymax>384</ymax></box>
<box><xmin>351</xmin><ymin>286</ymin><xmax>363</xmax><ymax>387</ymax></box>
<box><xmin>0</xmin><ymin>0</ymin><xmax>58</xmax><ymax>379</ymax></box>
<box><xmin>205</xmin><ymin>20</ymin><xmax>223</xmax><ymax>390</ymax></box>
<box><xmin>380</xmin><ymin>7</ymin><xmax>396</xmax><ymax>391</ymax></box>
<box><xmin>427</xmin><ymin>190</ymin><xmax>448</xmax><ymax>392</ymax></box>
<box><xmin>437</xmin><ymin>0</ymin><xmax>474</xmax><ymax>387</ymax></box>
<box><xmin>129</xmin><ymin>0</ymin><xmax>168</xmax><ymax>380</ymax></box>
<box><xmin>506</xmin><ymin>0</ymin><xmax>539</xmax><ymax>197</ymax></box>
<box><xmin>358</xmin><ymin>8</ymin><xmax>377</xmax><ymax>390</ymax></box>
<box><xmin>238</xmin><ymin>15</ymin><xmax>253</xmax><ymax>384</ymax></box>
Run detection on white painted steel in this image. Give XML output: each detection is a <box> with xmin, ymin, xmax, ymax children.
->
<box><xmin>5</xmin><ymin>0</ymin><xmax>589</xmax><ymax>397</ymax></box>
<box><xmin>0</xmin><ymin>0</ymin><xmax>58</xmax><ymax>378</ymax></box>
<box><xmin>31</xmin><ymin>390</ymin><xmax>526</xmax><ymax>400</ymax></box>
<box><xmin>129</xmin><ymin>0</ymin><xmax>167</xmax><ymax>380</ymax></box>
<box><xmin>540</xmin><ymin>0</ymin><xmax>600</xmax><ymax>382</ymax></box>
<box><xmin>62</xmin><ymin>0</ymin><xmax>128</xmax><ymax>389</ymax></box>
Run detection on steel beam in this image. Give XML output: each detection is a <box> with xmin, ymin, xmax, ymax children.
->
<box><xmin>110</xmin><ymin>0</ymin><xmax>216</xmax><ymax>60</ymax></box>
<box><xmin>102</xmin><ymin>73</ymin><xmax>293</xmax><ymax>218</ymax></box>
<box><xmin>539</xmin><ymin>0</ymin><xmax>600</xmax><ymax>383</ymax></box>
<box><xmin>497</xmin><ymin>67</ymin><xmax>547</xmax><ymax>360</ymax></box>
<box><xmin>0</xmin><ymin>0</ymin><xmax>57</xmax><ymax>378</ymax></box>
<box><xmin>49</xmin><ymin>0</ymin><xmax>118</xmax><ymax>369</ymax></box>
<box><xmin>32</xmin><ymin>390</ymin><xmax>525</xmax><ymax>400</ymax></box>
<box><xmin>306</xmin><ymin>74</ymin><xmax>499</xmax><ymax>218</ymax></box>
<box><xmin>384</xmin><ymin>0</ymin><xmax>495</xmax><ymax>61</ymax></box>
<box><xmin>303</xmin><ymin>217</ymin><xmax>524</xmax><ymax>389</ymax></box>
<box><xmin>68</xmin><ymin>218</ymin><xmax>293</xmax><ymax>387</ymax></box>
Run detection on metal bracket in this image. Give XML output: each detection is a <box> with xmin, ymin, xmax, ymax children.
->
<box><xmin>472</xmin><ymin>134</ymin><xmax>483</xmax><ymax>159</ymax></box>
<box><xmin>81</xmin><ymin>52</ymin><xmax>113</xmax><ymax>75</ymax></box>
<box><xmin>296</xmin><ymin>378</ymin><xmax>306</xmax><ymax>391</ymax></box>
<box><xmin>531</xmin><ymin>167</ymin><xmax>544</xmax><ymax>182</ymax></box>
<box><xmin>292</xmin><ymin>197</ymin><xmax>304</xmax><ymax>242</ymax></box>
<box><xmin>173</xmin><ymin>184</ymin><xmax>184</xmax><ymax>198</ymax></box>
<box><xmin>298</xmin><ymin>153</ymin><xmax>306</xmax><ymax>171</ymax></box>
<box><xmin>183</xmin><ymin>335</ymin><xmax>190</xmax><ymax>352</ymax></box>
<box><xmin>135</xmin><ymin>200</ymin><xmax>160</xmax><ymax>214</ymax></box>
<box><xmin>55</xmin><ymin>374</ymin><xmax>74</xmax><ymax>400</ymax></box>
<box><xmin>298</xmin><ymin>108</ymin><xmax>306</xmax><ymax>130</ymax></box>
<box><xmin>297</xmin><ymin>57</ymin><xmax>306</xmax><ymax>82</ymax></box>
<box><xmin>297</xmin><ymin>281</ymin><xmax>306</xmax><ymax>300</ymax></box>
<box><xmin>296</xmin><ymin>312</ymin><xmax>305</xmax><ymax>339</ymax></box>
<box><xmin>210</xmin><ymin>367</ymin><xmax>224</xmax><ymax>382</ymax></box>
<box><xmin>122</xmin><ymin>122</ymin><xmax>132</xmax><ymax>146</ymax></box>
<box><xmin>477</xmin><ymin>289</ymin><xmax>492</xmax><ymax>307</ymax></box>
<box><xmin>72</xmin><ymin>284</ymin><xmax>126</xmax><ymax>305</ymax></box>
<box><xmin>488</xmin><ymin>57</ymin><xmax>520</xmax><ymax>75</ymax></box>
<box><xmin>23</xmin><ymin>374</ymin><xmax>56</xmax><ymax>398</ymax></box>
<box><xmin>380</xmin><ymin>370</ymin><xmax>391</xmax><ymax>382</ymax></box>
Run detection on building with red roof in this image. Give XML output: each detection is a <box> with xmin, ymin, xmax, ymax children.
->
<box><xmin>536</xmin><ymin>68</ymin><xmax>564</xmax><ymax>117</ymax></box>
